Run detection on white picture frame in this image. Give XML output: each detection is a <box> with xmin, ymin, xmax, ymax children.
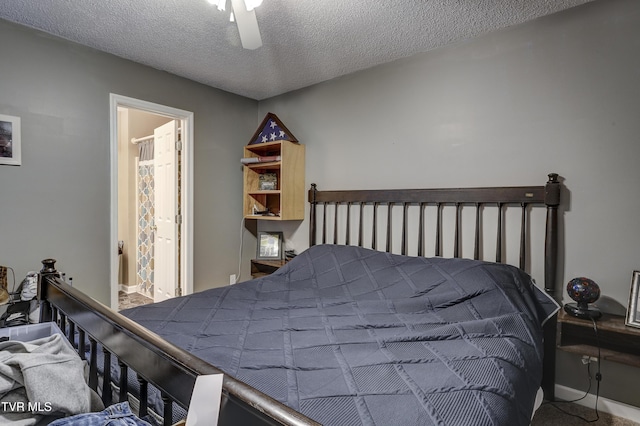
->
<box><xmin>625</xmin><ymin>271</ymin><xmax>640</xmax><ymax>328</ymax></box>
<box><xmin>256</xmin><ymin>231</ymin><xmax>284</xmax><ymax>260</ymax></box>
<box><xmin>0</xmin><ymin>114</ymin><xmax>21</xmax><ymax>166</ymax></box>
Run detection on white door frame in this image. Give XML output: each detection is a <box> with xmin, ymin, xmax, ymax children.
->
<box><xmin>109</xmin><ymin>93</ymin><xmax>194</xmax><ymax>310</ymax></box>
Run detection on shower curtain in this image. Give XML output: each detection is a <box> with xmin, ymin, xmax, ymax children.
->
<box><xmin>137</xmin><ymin>140</ymin><xmax>154</xmax><ymax>298</ymax></box>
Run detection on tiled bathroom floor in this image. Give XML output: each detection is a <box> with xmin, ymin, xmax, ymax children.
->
<box><xmin>118</xmin><ymin>291</ymin><xmax>153</xmax><ymax>311</ymax></box>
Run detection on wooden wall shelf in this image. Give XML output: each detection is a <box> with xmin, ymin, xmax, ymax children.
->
<box><xmin>242</xmin><ymin>140</ymin><xmax>305</xmax><ymax>220</ymax></box>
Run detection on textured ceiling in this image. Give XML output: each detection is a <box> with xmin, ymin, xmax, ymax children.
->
<box><xmin>0</xmin><ymin>0</ymin><xmax>594</xmax><ymax>100</ymax></box>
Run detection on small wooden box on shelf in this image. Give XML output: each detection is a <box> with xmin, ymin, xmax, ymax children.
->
<box><xmin>242</xmin><ymin>140</ymin><xmax>305</xmax><ymax>221</ymax></box>
<box><xmin>557</xmin><ymin>310</ymin><xmax>640</xmax><ymax>367</ymax></box>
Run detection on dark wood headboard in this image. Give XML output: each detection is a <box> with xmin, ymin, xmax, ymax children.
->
<box><xmin>308</xmin><ymin>172</ymin><xmax>562</xmax><ymax>399</ymax></box>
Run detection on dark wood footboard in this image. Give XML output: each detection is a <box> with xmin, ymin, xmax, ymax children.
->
<box><xmin>37</xmin><ymin>261</ymin><xmax>319</xmax><ymax>426</ymax></box>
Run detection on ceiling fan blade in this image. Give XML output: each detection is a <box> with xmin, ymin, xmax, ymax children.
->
<box><xmin>231</xmin><ymin>0</ymin><xmax>263</xmax><ymax>50</ymax></box>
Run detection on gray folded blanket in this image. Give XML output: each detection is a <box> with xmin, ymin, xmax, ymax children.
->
<box><xmin>0</xmin><ymin>333</ymin><xmax>103</xmax><ymax>425</ymax></box>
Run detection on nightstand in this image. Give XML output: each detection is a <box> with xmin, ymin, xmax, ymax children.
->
<box><xmin>250</xmin><ymin>259</ymin><xmax>287</xmax><ymax>278</ymax></box>
<box><xmin>557</xmin><ymin>310</ymin><xmax>640</xmax><ymax>367</ymax></box>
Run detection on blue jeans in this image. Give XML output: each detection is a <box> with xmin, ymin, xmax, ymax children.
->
<box><xmin>49</xmin><ymin>402</ymin><xmax>152</xmax><ymax>426</ymax></box>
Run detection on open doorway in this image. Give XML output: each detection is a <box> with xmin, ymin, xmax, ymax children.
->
<box><xmin>109</xmin><ymin>94</ymin><xmax>194</xmax><ymax>311</ymax></box>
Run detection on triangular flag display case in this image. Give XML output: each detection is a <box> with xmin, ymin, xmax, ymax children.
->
<box><xmin>248</xmin><ymin>112</ymin><xmax>298</xmax><ymax>145</ymax></box>
<box><xmin>242</xmin><ymin>113</ymin><xmax>305</xmax><ymax>220</ymax></box>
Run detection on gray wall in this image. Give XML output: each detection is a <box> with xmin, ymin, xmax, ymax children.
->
<box><xmin>258</xmin><ymin>0</ymin><xmax>640</xmax><ymax>406</ymax></box>
<box><xmin>0</xmin><ymin>20</ymin><xmax>257</xmax><ymax>302</ymax></box>
<box><xmin>260</xmin><ymin>0</ymin><xmax>640</xmax><ymax>312</ymax></box>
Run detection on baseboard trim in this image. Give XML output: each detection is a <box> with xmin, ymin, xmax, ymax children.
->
<box><xmin>118</xmin><ymin>284</ymin><xmax>137</xmax><ymax>294</ymax></box>
<box><xmin>555</xmin><ymin>384</ymin><xmax>640</xmax><ymax>422</ymax></box>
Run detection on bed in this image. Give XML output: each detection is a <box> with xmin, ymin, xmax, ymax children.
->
<box><xmin>37</xmin><ymin>173</ymin><xmax>562</xmax><ymax>426</ymax></box>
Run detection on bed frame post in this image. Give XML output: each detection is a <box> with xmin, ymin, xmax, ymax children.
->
<box><xmin>542</xmin><ymin>172</ymin><xmax>561</xmax><ymax>402</ymax></box>
<box><xmin>37</xmin><ymin>258</ymin><xmax>59</xmax><ymax>323</ymax></box>
<box><xmin>309</xmin><ymin>183</ymin><xmax>318</xmax><ymax>247</ymax></box>
<box><xmin>544</xmin><ymin>173</ymin><xmax>561</xmax><ymax>298</ymax></box>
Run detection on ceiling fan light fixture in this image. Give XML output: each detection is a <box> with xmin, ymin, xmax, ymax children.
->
<box><xmin>243</xmin><ymin>0</ymin><xmax>263</xmax><ymax>12</ymax></box>
<box><xmin>207</xmin><ymin>0</ymin><xmax>226</xmax><ymax>11</ymax></box>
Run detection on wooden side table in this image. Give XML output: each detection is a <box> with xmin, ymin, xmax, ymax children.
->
<box><xmin>557</xmin><ymin>310</ymin><xmax>640</xmax><ymax>367</ymax></box>
<box><xmin>250</xmin><ymin>259</ymin><xmax>287</xmax><ymax>279</ymax></box>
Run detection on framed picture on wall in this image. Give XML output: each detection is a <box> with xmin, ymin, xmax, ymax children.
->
<box><xmin>0</xmin><ymin>114</ymin><xmax>21</xmax><ymax>166</ymax></box>
<box><xmin>626</xmin><ymin>271</ymin><xmax>640</xmax><ymax>328</ymax></box>
<box><xmin>256</xmin><ymin>231</ymin><xmax>284</xmax><ymax>260</ymax></box>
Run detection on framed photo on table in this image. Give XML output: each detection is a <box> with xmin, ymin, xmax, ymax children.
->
<box><xmin>0</xmin><ymin>114</ymin><xmax>21</xmax><ymax>166</ymax></box>
<box><xmin>626</xmin><ymin>271</ymin><xmax>640</xmax><ymax>328</ymax></box>
<box><xmin>256</xmin><ymin>231</ymin><xmax>284</xmax><ymax>260</ymax></box>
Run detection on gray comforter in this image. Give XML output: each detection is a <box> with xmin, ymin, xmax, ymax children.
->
<box><xmin>123</xmin><ymin>244</ymin><xmax>559</xmax><ymax>426</ymax></box>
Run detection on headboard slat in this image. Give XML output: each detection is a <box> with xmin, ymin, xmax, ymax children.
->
<box><xmin>417</xmin><ymin>203</ymin><xmax>426</xmax><ymax>257</ymax></box>
<box><xmin>386</xmin><ymin>203</ymin><xmax>393</xmax><ymax>253</ymax></box>
<box><xmin>454</xmin><ymin>203</ymin><xmax>461</xmax><ymax>258</ymax></box>
<box><xmin>402</xmin><ymin>203</ymin><xmax>409</xmax><ymax>256</ymax></box>
<box><xmin>322</xmin><ymin>203</ymin><xmax>327</xmax><ymax>244</ymax></box>
<box><xmin>435</xmin><ymin>203</ymin><xmax>442</xmax><ymax>257</ymax></box>
<box><xmin>474</xmin><ymin>204</ymin><xmax>481</xmax><ymax>260</ymax></box>
<box><xmin>333</xmin><ymin>202</ymin><xmax>339</xmax><ymax>244</ymax></box>
<box><xmin>496</xmin><ymin>202</ymin><xmax>503</xmax><ymax>263</ymax></box>
<box><xmin>520</xmin><ymin>203</ymin><xmax>527</xmax><ymax>270</ymax></box>
<box><xmin>358</xmin><ymin>203</ymin><xmax>364</xmax><ymax>247</ymax></box>
<box><xmin>372</xmin><ymin>202</ymin><xmax>379</xmax><ymax>250</ymax></box>
<box><xmin>345</xmin><ymin>202</ymin><xmax>351</xmax><ymax>246</ymax></box>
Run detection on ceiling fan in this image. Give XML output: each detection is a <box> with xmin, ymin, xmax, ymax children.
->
<box><xmin>207</xmin><ymin>0</ymin><xmax>263</xmax><ymax>50</ymax></box>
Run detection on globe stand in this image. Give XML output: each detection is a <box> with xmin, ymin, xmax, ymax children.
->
<box><xmin>565</xmin><ymin>277</ymin><xmax>603</xmax><ymax>321</ymax></box>
<box><xmin>564</xmin><ymin>302</ymin><xmax>602</xmax><ymax>320</ymax></box>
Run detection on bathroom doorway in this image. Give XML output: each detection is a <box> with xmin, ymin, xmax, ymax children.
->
<box><xmin>110</xmin><ymin>94</ymin><xmax>194</xmax><ymax>311</ymax></box>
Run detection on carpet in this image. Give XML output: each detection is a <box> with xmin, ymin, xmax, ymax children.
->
<box><xmin>532</xmin><ymin>401</ymin><xmax>640</xmax><ymax>425</ymax></box>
